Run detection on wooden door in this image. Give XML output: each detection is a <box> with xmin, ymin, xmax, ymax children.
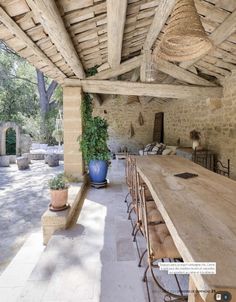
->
<box><xmin>153</xmin><ymin>112</ymin><xmax>164</xmax><ymax>143</ymax></box>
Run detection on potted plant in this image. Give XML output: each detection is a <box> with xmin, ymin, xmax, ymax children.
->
<box><xmin>79</xmin><ymin>94</ymin><xmax>110</xmax><ymax>184</ymax></box>
<box><xmin>190</xmin><ymin>130</ymin><xmax>202</xmax><ymax>150</ymax></box>
<box><xmin>48</xmin><ymin>173</ymin><xmax>69</xmax><ymax>210</ymax></box>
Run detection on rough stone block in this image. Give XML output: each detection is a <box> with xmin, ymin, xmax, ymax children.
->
<box><xmin>17</xmin><ymin>156</ymin><xmax>29</xmax><ymax>170</ymax></box>
<box><xmin>9</xmin><ymin>155</ymin><xmax>16</xmax><ymax>164</ymax></box>
<box><xmin>47</xmin><ymin>154</ymin><xmax>59</xmax><ymax>167</ymax></box>
<box><xmin>0</xmin><ymin>156</ymin><xmax>10</xmax><ymax>167</ymax></box>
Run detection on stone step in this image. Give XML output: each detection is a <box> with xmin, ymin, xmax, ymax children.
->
<box><xmin>0</xmin><ymin>232</ymin><xmax>45</xmax><ymax>302</ymax></box>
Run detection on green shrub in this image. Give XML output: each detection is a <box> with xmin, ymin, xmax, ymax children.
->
<box><xmin>48</xmin><ymin>173</ymin><xmax>69</xmax><ymax>190</ymax></box>
<box><xmin>79</xmin><ymin>94</ymin><xmax>109</xmax><ymax>164</ymax></box>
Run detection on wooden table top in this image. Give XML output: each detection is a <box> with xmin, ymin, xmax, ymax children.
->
<box><xmin>136</xmin><ymin>155</ymin><xmax>236</xmax><ymax>302</ymax></box>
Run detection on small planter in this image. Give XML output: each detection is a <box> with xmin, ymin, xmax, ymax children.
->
<box><xmin>50</xmin><ymin>188</ymin><xmax>68</xmax><ymax>209</ymax></box>
<box><xmin>48</xmin><ymin>173</ymin><xmax>69</xmax><ymax>211</ymax></box>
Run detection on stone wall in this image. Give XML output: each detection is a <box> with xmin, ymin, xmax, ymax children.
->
<box><xmin>93</xmin><ymin>72</ymin><xmax>236</xmax><ymax>178</ymax></box>
<box><xmin>93</xmin><ymin>95</ymin><xmax>162</xmax><ymax>154</ymax></box>
<box><xmin>162</xmin><ymin>71</ymin><xmax>236</xmax><ymax>179</ymax></box>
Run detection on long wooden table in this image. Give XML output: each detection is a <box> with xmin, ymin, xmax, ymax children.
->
<box><xmin>136</xmin><ymin>155</ymin><xmax>236</xmax><ymax>302</ymax></box>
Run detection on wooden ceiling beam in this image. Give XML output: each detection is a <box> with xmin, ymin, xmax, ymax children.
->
<box><xmin>64</xmin><ymin>79</ymin><xmax>223</xmax><ymax>100</ymax></box>
<box><xmin>143</xmin><ymin>0</ymin><xmax>176</xmax><ymax>51</ymax></box>
<box><xmin>140</xmin><ymin>50</ymin><xmax>217</xmax><ymax>87</ymax></box>
<box><xmin>180</xmin><ymin>8</ymin><xmax>236</xmax><ymax>69</ymax></box>
<box><xmin>0</xmin><ymin>6</ymin><xmax>66</xmax><ymax>82</ymax></box>
<box><xmin>26</xmin><ymin>0</ymin><xmax>86</xmax><ymax>79</ymax></box>
<box><xmin>155</xmin><ymin>57</ymin><xmax>217</xmax><ymax>86</ymax></box>
<box><xmin>88</xmin><ymin>55</ymin><xmax>142</xmax><ymax>80</ymax></box>
<box><xmin>107</xmin><ymin>0</ymin><xmax>127</xmax><ymax>68</ymax></box>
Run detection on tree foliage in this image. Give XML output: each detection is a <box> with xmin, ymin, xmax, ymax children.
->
<box><xmin>0</xmin><ymin>49</ymin><xmax>38</xmax><ymax>120</ymax></box>
<box><xmin>0</xmin><ymin>41</ymin><xmax>62</xmax><ymax>144</ymax></box>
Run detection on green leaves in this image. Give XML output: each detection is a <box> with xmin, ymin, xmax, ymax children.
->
<box><xmin>79</xmin><ymin>94</ymin><xmax>109</xmax><ymax>164</ymax></box>
<box><xmin>48</xmin><ymin>173</ymin><xmax>69</xmax><ymax>190</ymax></box>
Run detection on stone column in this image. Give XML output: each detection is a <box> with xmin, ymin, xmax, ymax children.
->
<box><xmin>63</xmin><ymin>86</ymin><xmax>84</xmax><ymax>180</ymax></box>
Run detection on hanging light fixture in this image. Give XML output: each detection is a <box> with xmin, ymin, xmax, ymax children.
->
<box><xmin>145</xmin><ymin>53</ymin><xmax>158</xmax><ymax>82</ymax></box>
<box><xmin>155</xmin><ymin>0</ymin><xmax>212</xmax><ymax>62</ymax></box>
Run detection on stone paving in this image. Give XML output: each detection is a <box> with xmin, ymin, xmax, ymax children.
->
<box><xmin>16</xmin><ymin>160</ymin><xmax>188</xmax><ymax>302</ymax></box>
<box><xmin>0</xmin><ymin>160</ymin><xmax>63</xmax><ymax>274</ymax></box>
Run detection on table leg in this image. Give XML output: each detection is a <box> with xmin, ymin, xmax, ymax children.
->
<box><xmin>188</xmin><ymin>277</ymin><xmax>204</xmax><ymax>302</ymax></box>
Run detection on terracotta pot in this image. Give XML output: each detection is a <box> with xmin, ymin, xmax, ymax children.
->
<box><xmin>50</xmin><ymin>189</ymin><xmax>68</xmax><ymax>208</ymax></box>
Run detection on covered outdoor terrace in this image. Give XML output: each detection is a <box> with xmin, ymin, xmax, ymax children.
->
<box><xmin>0</xmin><ymin>0</ymin><xmax>236</xmax><ymax>302</ymax></box>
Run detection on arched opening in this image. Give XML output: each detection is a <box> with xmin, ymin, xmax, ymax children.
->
<box><xmin>5</xmin><ymin>128</ymin><xmax>16</xmax><ymax>155</ymax></box>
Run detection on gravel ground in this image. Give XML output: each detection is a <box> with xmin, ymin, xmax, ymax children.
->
<box><xmin>0</xmin><ymin>160</ymin><xmax>63</xmax><ymax>274</ymax></box>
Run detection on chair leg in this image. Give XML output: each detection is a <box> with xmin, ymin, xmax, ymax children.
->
<box><xmin>133</xmin><ymin>226</ymin><xmax>141</xmax><ymax>242</ymax></box>
<box><xmin>128</xmin><ymin>204</ymin><xmax>135</xmax><ymax>220</ymax></box>
<box><xmin>131</xmin><ymin>222</ymin><xmax>137</xmax><ymax>236</ymax></box>
<box><xmin>142</xmin><ymin>264</ymin><xmax>149</xmax><ymax>282</ymax></box>
<box><xmin>124</xmin><ymin>192</ymin><xmax>130</xmax><ymax>204</ymax></box>
<box><xmin>150</xmin><ymin>265</ymin><xmax>187</xmax><ymax>301</ymax></box>
<box><xmin>138</xmin><ymin>249</ymin><xmax>147</xmax><ymax>267</ymax></box>
<box><xmin>127</xmin><ymin>199</ymin><xmax>133</xmax><ymax>213</ymax></box>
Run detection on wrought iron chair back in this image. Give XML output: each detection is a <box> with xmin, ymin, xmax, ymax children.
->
<box><xmin>139</xmin><ymin>183</ymin><xmax>187</xmax><ymax>301</ymax></box>
<box><xmin>125</xmin><ymin>154</ymin><xmax>132</xmax><ymax>188</ymax></box>
<box><xmin>215</xmin><ymin>159</ymin><xmax>230</xmax><ymax>178</ymax></box>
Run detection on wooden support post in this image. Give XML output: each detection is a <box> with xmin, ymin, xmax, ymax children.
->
<box><xmin>63</xmin><ymin>86</ymin><xmax>84</xmax><ymax>180</ymax></box>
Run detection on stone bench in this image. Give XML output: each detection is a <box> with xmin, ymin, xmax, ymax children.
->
<box><xmin>17</xmin><ymin>156</ymin><xmax>29</xmax><ymax>170</ymax></box>
<box><xmin>42</xmin><ymin>182</ymin><xmax>86</xmax><ymax>245</ymax></box>
<box><xmin>30</xmin><ymin>153</ymin><xmax>45</xmax><ymax>160</ymax></box>
<box><xmin>0</xmin><ymin>156</ymin><xmax>10</xmax><ymax>167</ymax></box>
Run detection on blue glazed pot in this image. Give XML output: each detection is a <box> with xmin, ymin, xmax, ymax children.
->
<box><xmin>88</xmin><ymin>160</ymin><xmax>108</xmax><ymax>183</ymax></box>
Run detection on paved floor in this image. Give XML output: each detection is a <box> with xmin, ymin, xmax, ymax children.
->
<box><xmin>17</xmin><ymin>160</ymin><xmax>188</xmax><ymax>302</ymax></box>
<box><xmin>0</xmin><ymin>161</ymin><xmax>63</xmax><ymax>274</ymax></box>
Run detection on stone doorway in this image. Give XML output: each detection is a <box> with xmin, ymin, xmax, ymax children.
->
<box><xmin>6</xmin><ymin>128</ymin><xmax>16</xmax><ymax>155</ymax></box>
<box><xmin>0</xmin><ymin>122</ymin><xmax>20</xmax><ymax>156</ymax></box>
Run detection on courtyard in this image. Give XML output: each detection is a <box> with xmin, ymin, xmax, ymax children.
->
<box><xmin>0</xmin><ymin>161</ymin><xmax>63</xmax><ymax>273</ymax></box>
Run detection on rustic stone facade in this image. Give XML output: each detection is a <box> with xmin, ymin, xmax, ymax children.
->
<box><xmin>93</xmin><ymin>72</ymin><xmax>236</xmax><ymax>179</ymax></box>
<box><xmin>93</xmin><ymin>95</ymin><xmax>162</xmax><ymax>154</ymax></box>
<box><xmin>162</xmin><ymin>71</ymin><xmax>236</xmax><ymax>179</ymax></box>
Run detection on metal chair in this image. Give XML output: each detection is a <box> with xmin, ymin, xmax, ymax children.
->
<box><xmin>124</xmin><ymin>154</ymin><xmax>133</xmax><ymax>207</ymax></box>
<box><xmin>139</xmin><ymin>184</ymin><xmax>187</xmax><ymax>302</ymax></box>
<box><xmin>130</xmin><ymin>161</ymin><xmax>164</xmax><ymax>244</ymax></box>
<box><xmin>215</xmin><ymin>159</ymin><xmax>230</xmax><ymax>178</ymax></box>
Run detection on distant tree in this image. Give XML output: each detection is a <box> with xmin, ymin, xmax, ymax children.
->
<box><xmin>0</xmin><ymin>41</ymin><xmax>62</xmax><ymax>143</ymax></box>
<box><xmin>36</xmin><ymin>69</ymin><xmax>58</xmax><ymax>140</ymax></box>
<box><xmin>0</xmin><ymin>43</ymin><xmax>38</xmax><ymax>120</ymax></box>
